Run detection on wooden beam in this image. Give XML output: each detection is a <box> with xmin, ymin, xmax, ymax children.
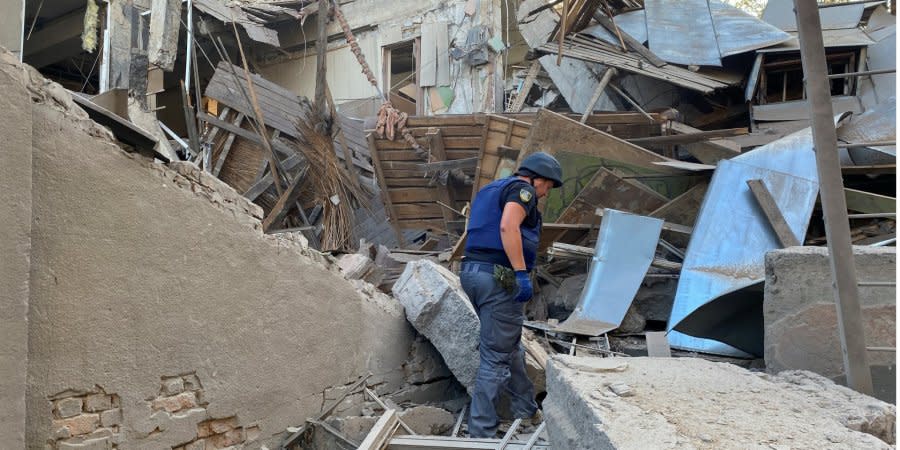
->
<box><xmin>843</xmin><ymin>188</ymin><xmax>896</xmax><ymax>214</ymax></box>
<box><xmin>314</xmin><ymin>0</ymin><xmax>329</xmax><ymax>113</ymax></box>
<box><xmin>747</xmin><ymin>179</ymin><xmax>801</xmax><ymax>247</ymax></box>
<box><xmin>580</xmin><ymin>67</ymin><xmax>616</xmax><ymax>124</ymax></box>
<box><xmin>508</xmin><ymin>60</ymin><xmax>541</xmax><ymax>113</ymax></box>
<box><xmin>628</xmin><ymin>127</ymin><xmax>749</xmax><ymax>146</ymax></box>
<box><xmin>262</xmin><ymin>166</ymin><xmax>309</xmax><ymax>232</ymax></box>
<box><xmin>358</xmin><ymin>409</ymin><xmax>400</xmax><ymax>450</ymax></box>
<box><xmin>593</xmin><ymin>11</ymin><xmax>667</xmax><ymax>68</ymax></box>
<box><xmin>279</xmin><ymin>374</ymin><xmax>371</xmax><ymax>449</ymax></box>
<box><xmin>212</xmin><ymin>113</ymin><xmax>245</xmax><ymax>176</ymax></box>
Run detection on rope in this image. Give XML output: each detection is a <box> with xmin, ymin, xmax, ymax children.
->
<box><xmin>331</xmin><ymin>0</ymin><xmax>425</xmax><ymax>155</ymax></box>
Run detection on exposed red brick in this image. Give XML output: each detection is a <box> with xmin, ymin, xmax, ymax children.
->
<box><xmin>52</xmin><ymin>413</ymin><xmax>100</xmax><ymax>436</ymax></box>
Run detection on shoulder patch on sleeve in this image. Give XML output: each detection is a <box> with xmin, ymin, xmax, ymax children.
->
<box><xmin>519</xmin><ymin>188</ymin><xmax>533</xmax><ymax>203</ymax></box>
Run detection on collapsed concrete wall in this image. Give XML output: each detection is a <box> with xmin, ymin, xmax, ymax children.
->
<box><xmin>544</xmin><ymin>355</ymin><xmax>896</xmax><ymax>450</ymax></box>
<box><xmin>765</xmin><ymin>246</ymin><xmax>896</xmax><ymax>403</ymax></box>
<box><xmin>0</xmin><ymin>50</ymin><xmax>452</xmax><ymax>449</ymax></box>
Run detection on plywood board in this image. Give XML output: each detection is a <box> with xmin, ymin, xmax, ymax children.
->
<box><xmin>556</xmin><ymin>168</ymin><xmax>668</xmax><ymax>224</ymax></box>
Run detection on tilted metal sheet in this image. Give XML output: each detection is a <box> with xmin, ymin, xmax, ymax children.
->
<box><xmin>709</xmin><ymin>1</ymin><xmax>791</xmax><ymax>57</ymax></box>
<box><xmin>610</xmin><ymin>9</ymin><xmax>648</xmax><ymax>44</ymax></box>
<box><xmin>667</xmin><ymin>126</ymin><xmax>826</xmax><ymax>357</ymax></box>
<box><xmin>556</xmin><ymin>209</ymin><xmax>663</xmax><ymax>336</ymax></box>
<box><xmin>762</xmin><ymin>0</ymin><xmax>866</xmax><ymax>32</ymax></box>
<box><xmin>645</xmin><ymin>0</ymin><xmax>722</xmax><ymax>66</ymax></box>
<box><xmin>839</xmin><ymin>99</ymin><xmax>896</xmax><ymax>166</ymax></box>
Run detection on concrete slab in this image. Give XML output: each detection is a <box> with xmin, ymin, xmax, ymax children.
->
<box><xmin>764</xmin><ymin>246</ymin><xmax>896</xmax><ymax>403</ymax></box>
<box><xmin>393</xmin><ymin>260</ymin><xmax>480</xmax><ymax>392</ymax></box>
<box><xmin>544</xmin><ymin>355</ymin><xmax>895</xmax><ymax>449</ymax></box>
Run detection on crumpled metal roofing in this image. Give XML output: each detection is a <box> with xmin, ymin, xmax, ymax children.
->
<box><xmin>556</xmin><ymin>209</ymin><xmax>663</xmax><ymax>336</ymax></box>
<box><xmin>605</xmin><ymin>1</ymin><xmax>790</xmax><ymax>66</ymax></box>
<box><xmin>665</xmin><ymin>120</ymin><xmax>844</xmax><ymax>357</ymax></box>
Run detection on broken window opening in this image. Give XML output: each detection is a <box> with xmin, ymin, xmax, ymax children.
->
<box><xmin>383</xmin><ymin>39</ymin><xmax>421</xmax><ymax>116</ymax></box>
<box><xmin>757</xmin><ymin>50</ymin><xmax>860</xmax><ymax>104</ymax></box>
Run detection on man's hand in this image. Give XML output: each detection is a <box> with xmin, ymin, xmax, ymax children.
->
<box><xmin>513</xmin><ymin>270</ymin><xmax>533</xmax><ymax>303</ymax></box>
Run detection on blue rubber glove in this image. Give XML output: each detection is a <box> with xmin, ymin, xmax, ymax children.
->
<box><xmin>513</xmin><ymin>270</ymin><xmax>533</xmax><ymax>303</ymax></box>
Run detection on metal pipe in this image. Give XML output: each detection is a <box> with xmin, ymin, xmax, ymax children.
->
<box><xmin>793</xmin><ymin>0</ymin><xmax>874</xmax><ymax>395</ymax></box>
<box><xmin>847</xmin><ymin>213</ymin><xmax>895</xmax><ymax>219</ymax></box>
<box><xmin>858</xmin><ymin>281</ymin><xmax>896</xmax><ymax>287</ymax></box>
<box><xmin>827</xmin><ymin>68</ymin><xmax>895</xmax><ymax>79</ymax></box>
<box><xmin>184</xmin><ymin>0</ymin><xmax>193</xmax><ymax>94</ymax></box>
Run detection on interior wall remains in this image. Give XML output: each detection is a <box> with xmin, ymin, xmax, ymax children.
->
<box><xmin>257</xmin><ymin>0</ymin><xmax>505</xmax><ymax>114</ymax></box>
<box><xmin>0</xmin><ymin>49</ymin><xmax>450</xmax><ymax>449</ymax></box>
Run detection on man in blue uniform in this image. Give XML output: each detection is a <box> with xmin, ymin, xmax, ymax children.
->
<box><xmin>460</xmin><ymin>152</ymin><xmax>563</xmax><ymax>438</ymax></box>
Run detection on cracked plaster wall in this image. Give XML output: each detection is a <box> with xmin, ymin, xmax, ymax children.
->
<box><xmin>0</xmin><ymin>48</ymin><xmax>451</xmax><ymax>449</ymax></box>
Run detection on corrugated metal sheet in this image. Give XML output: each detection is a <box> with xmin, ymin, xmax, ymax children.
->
<box><xmin>709</xmin><ymin>1</ymin><xmax>791</xmax><ymax>57</ymax></box>
<box><xmin>666</xmin><ymin>123</ymin><xmax>831</xmax><ymax>357</ymax></box>
<box><xmin>556</xmin><ymin>209</ymin><xmax>663</xmax><ymax>336</ymax></box>
<box><xmin>538</xmin><ymin>37</ymin><xmax>732</xmax><ymax>92</ymax></box>
<box><xmin>644</xmin><ymin>0</ymin><xmax>721</xmax><ymax>66</ymax></box>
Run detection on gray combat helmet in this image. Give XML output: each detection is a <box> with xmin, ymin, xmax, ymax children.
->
<box><xmin>517</xmin><ymin>152</ymin><xmax>563</xmax><ymax>187</ymax></box>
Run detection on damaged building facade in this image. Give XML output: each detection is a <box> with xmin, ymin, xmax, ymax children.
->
<box><xmin>1</xmin><ymin>0</ymin><xmax>897</xmax><ymax>448</ymax></box>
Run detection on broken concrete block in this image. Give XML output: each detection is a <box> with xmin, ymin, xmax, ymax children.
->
<box><xmin>763</xmin><ymin>370</ymin><xmax>896</xmax><ymax>445</ymax></box>
<box><xmin>544</xmin><ymin>356</ymin><xmax>895</xmax><ymax>450</ymax></box>
<box><xmin>765</xmin><ymin>246</ymin><xmax>896</xmax><ymax>403</ymax></box>
<box><xmin>337</xmin><ymin>253</ymin><xmax>375</xmax><ymax>280</ymax></box>
<box><xmin>392</xmin><ymin>260</ymin><xmax>479</xmax><ymax>391</ymax></box>
<box><xmin>399</xmin><ymin>405</ymin><xmax>455</xmax><ymax>435</ymax></box>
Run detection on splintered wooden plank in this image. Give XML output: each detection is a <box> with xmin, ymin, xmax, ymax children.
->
<box><xmin>262</xmin><ymin>166</ymin><xmax>308</xmax><ymax>232</ymax></box>
<box><xmin>557</xmin><ymin>167</ymin><xmax>668</xmax><ymax>224</ymax></box>
<box><xmin>747</xmin><ymin>179</ymin><xmax>801</xmax><ymax>247</ymax></box>
<box><xmin>472</xmin><ymin>115</ymin><xmax>531</xmax><ymax>201</ymax></box>
<box><xmin>844</xmin><ymin>187</ymin><xmax>896</xmax><ymax>214</ymax></box>
<box><xmin>519</xmin><ymin>109</ymin><xmax>684</xmax><ymax>174</ymax></box>
<box><xmin>389</xmin><ymin>188</ymin><xmax>438</xmax><ymax>203</ymax></box>
<box><xmin>358</xmin><ymin>409</ymin><xmax>400</xmax><ymax>450</ymax></box>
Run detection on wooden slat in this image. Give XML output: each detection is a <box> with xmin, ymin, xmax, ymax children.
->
<box><xmin>389</xmin><ymin>188</ymin><xmax>438</xmax><ymax>203</ymax></box>
<box><xmin>426</xmin><ymin>129</ymin><xmax>457</xmax><ymax>234</ymax></box>
<box><xmin>844</xmin><ymin>187</ymin><xmax>896</xmax><ymax>213</ymax></box>
<box><xmin>368</xmin><ymin>133</ymin><xmax>405</xmax><ymax>246</ymax></box>
<box><xmin>747</xmin><ymin>179</ymin><xmax>801</xmax><ymax>247</ymax></box>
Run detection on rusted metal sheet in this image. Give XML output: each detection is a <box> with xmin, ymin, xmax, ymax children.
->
<box><xmin>667</xmin><ymin>127</ymin><xmax>824</xmax><ymax>357</ymax></box>
<box><xmin>644</xmin><ymin>0</ymin><xmax>721</xmax><ymax>66</ymax></box>
<box><xmin>556</xmin><ymin>209</ymin><xmax>663</xmax><ymax>336</ymax></box>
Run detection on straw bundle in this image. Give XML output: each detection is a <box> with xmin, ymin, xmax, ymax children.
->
<box><xmin>293</xmin><ymin>110</ymin><xmax>366</xmax><ymax>251</ymax></box>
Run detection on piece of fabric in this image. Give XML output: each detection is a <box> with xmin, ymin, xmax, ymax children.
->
<box><xmin>460</xmin><ymin>261</ymin><xmax>538</xmax><ymax>438</ymax></box>
<box><xmin>464</xmin><ymin>177</ymin><xmax>542</xmax><ymax>270</ymax></box>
